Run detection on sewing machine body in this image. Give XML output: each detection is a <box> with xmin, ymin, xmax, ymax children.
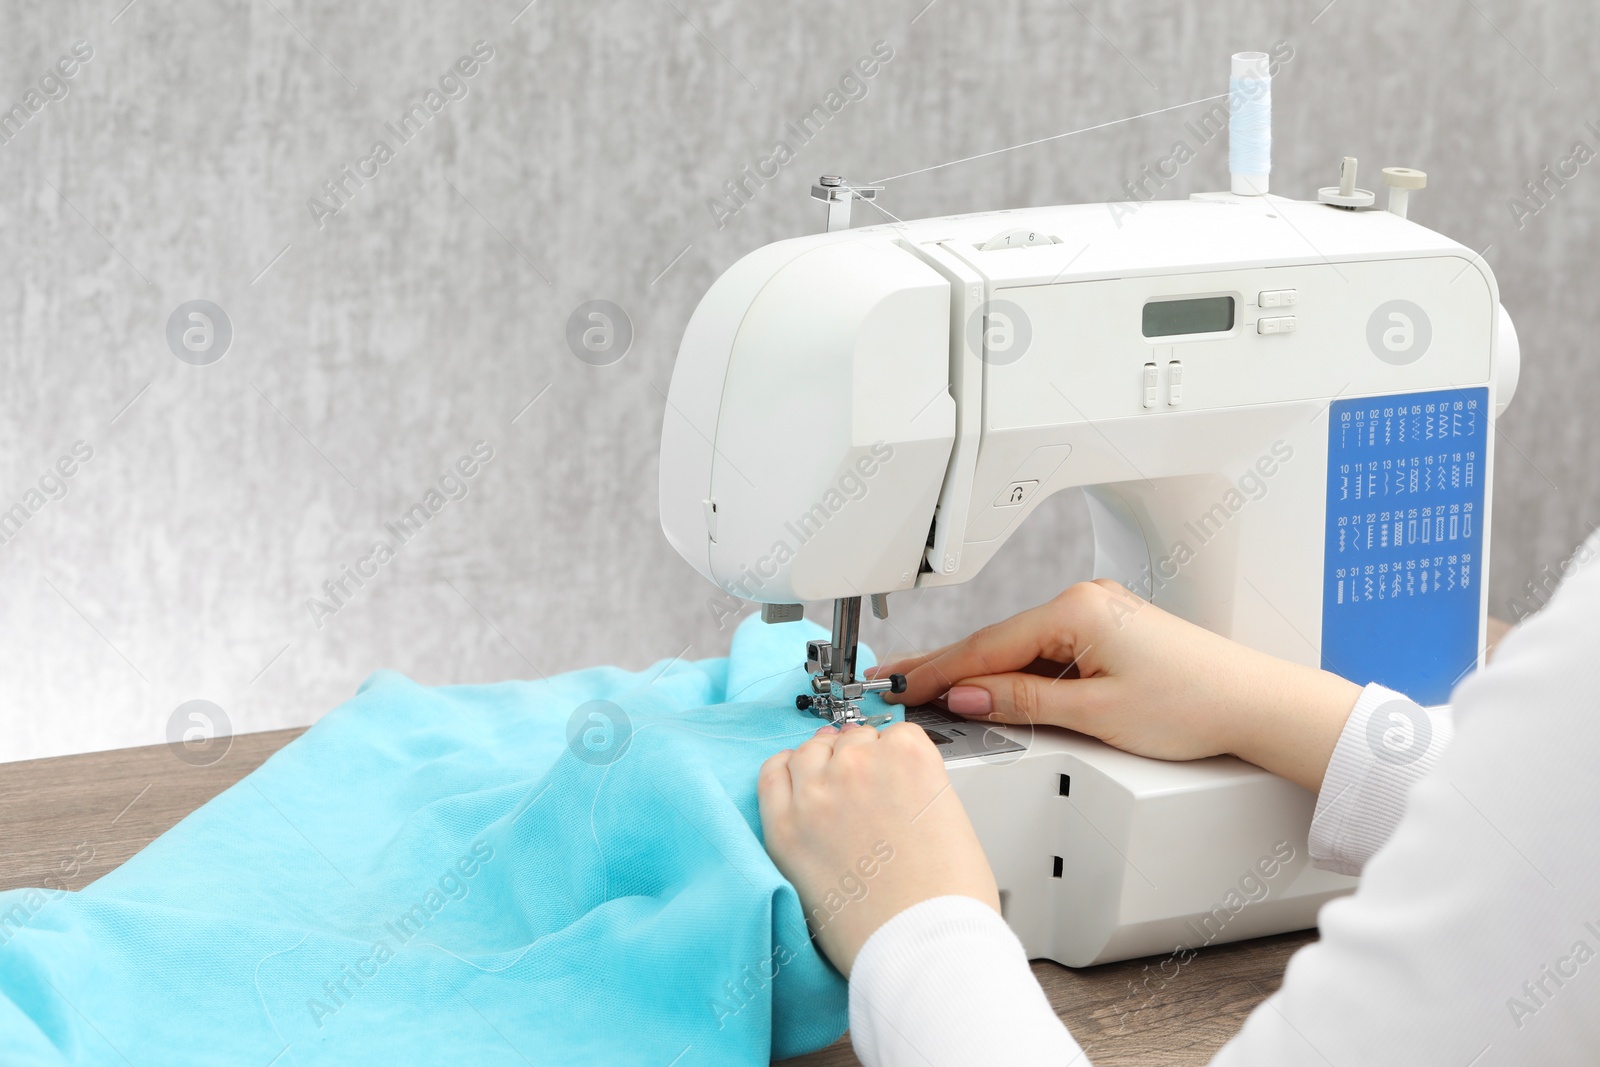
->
<box><xmin>660</xmin><ymin>190</ymin><xmax>1518</xmax><ymax>965</ymax></box>
<box><xmin>919</xmin><ymin>707</ymin><xmax>1353</xmax><ymax>966</ymax></box>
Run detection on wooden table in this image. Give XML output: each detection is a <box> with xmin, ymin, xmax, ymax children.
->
<box><xmin>0</xmin><ymin>731</ymin><xmax>1310</xmax><ymax>1066</ymax></box>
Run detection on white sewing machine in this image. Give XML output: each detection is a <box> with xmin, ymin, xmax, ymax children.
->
<box><xmin>658</xmin><ymin>82</ymin><xmax>1518</xmax><ymax>964</ymax></box>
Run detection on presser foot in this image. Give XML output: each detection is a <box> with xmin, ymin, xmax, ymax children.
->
<box><xmin>796</xmin><ymin>595</ymin><xmax>906</xmax><ymax>728</ymax></box>
<box><xmin>794</xmin><ymin>691</ymin><xmax>896</xmax><ymax>728</ymax></box>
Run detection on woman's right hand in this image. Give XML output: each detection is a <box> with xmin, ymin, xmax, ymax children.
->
<box><xmin>868</xmin><ymin>579</ymin><xmax>1363</xmax><ymax>792</ymax></box>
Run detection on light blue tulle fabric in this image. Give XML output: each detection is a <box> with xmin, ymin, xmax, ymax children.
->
<box><xmin>0</xmin><ymin>615</ymin><xmax>889</xmax><ymax>1065</ymax></box>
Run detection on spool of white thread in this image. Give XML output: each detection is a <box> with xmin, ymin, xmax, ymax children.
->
<box><xmin>1228</xmin><ymin>51</ymin><xmax>1271</xmax><ymax>196</ymax></box>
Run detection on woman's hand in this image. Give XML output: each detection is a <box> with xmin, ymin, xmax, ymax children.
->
<box><xmin>757</xmin><ymin>721</ymin><xmax>998</xmax><ymax>977</ymax></box>
<box><xmin>868</xmin><ymin>579</ymin><xmax>1362</xmax><ymax>792</ymax></box>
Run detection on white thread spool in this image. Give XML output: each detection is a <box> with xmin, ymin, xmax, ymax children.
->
<box><xmin>1228</xmin><ymin>51</ymin><xmax>1271</xmax><ymax>196</ymax></box>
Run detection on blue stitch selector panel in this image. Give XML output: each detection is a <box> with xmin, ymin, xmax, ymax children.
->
<box><xmin>1322</xmin><ymin>388</ymin><xmax>1488</xmax><ymax>705</ymax></box>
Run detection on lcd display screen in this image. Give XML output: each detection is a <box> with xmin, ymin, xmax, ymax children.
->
<box><xmin>1142</xmin><ymin>296</ymin><xmax>1235</xmax><ymax>337</ymax></box>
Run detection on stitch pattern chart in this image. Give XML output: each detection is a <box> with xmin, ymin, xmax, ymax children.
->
<box><xmin>1322</xmin><ymin>388</ymin><xmax>1489</xmax><ymax>704</ymax></box>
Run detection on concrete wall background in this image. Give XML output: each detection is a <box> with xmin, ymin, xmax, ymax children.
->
<box><xmin>2</xmin><ymin>0</ymin><xmax>1595</xmax><ymax>761</ymax></box>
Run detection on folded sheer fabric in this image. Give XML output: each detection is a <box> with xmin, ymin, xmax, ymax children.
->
<box><xmin>0</xmin><ymin>616</ymin><xmax>888</xmax><ymax>1065</ymax></box>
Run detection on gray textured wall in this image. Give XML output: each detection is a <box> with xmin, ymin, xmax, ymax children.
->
<box><xmin>2</xmin><ymin>0</ymin><xmax>1595</xmax><ymax>762</ymax></box>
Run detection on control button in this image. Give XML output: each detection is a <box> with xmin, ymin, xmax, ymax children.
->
<box><xmin>1142</xmin><ymin>362</ymin><xmax>1158</xmax><ymax>408</ymax></box>
<box><xmin>1167</xmin><ymin>360</ymin><xmax>1183</xmax><ymax>406</ymax></box>
<box><xmin>1257</xmin><ymin>315</ymin><xmax>1297</xmax><ymax>335</ymax></box>
<box><xmin>994</xmin><ymin>480</ymin><xmax>1038</xmax><ymax>508</ymax></box>
<box><xmin>1259</xmin><ymin>288</ymin><xmax>1298</xmax><ymax>308</ymax></box>
<box><xmin>963</xmin><ymin>444</ymin><xmax>1071</xmax><ymax>544</ymax></box>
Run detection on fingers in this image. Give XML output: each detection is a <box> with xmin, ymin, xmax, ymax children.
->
<box><xmin>788</xmin><ymin>724</ymin><xmax>839</xmax><ymax>768</ymax></box>
<box><xmin>831</xmin><ymin>721</ymin><xmax>881</xmax><ymax>752</ymax></box>
<box><xmin>770</xmin><ymin>718</ymin><xmax>927</xmax><ymax>824</ymax></box>
<box><xmin>891</xmin><ymin>601</ymin><xmax>1070</xmax><ymax>706</ymax></box>
<box><xmin>865</xmin><ymin>638</ymin><xmax>960</xmax><ymax>681</ymax></box>
<box><xmin>756</xmin><ymin>749</ymin><xmax>794</xmax><ymax>826</ymax></box>
<box><xmin>941</xmin><ymin>671</ymin><xmax>1114</xmax><ymax>734</ymax></box>
<box><xmin>761</xmin><ymin>726</ymin><xmax>861</xmax><ymax>834</ymax></box>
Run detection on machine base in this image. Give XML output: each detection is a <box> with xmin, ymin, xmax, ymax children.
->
<box><xmin>912</xmin><ymin>708</ymin><xmax>1355</xmax><ymax>967</ymax></box>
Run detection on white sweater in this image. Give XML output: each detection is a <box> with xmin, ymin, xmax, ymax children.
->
<box><xmin>848</xmin><ymin>548</ymin><xmax>1600</xmax><ymax>1066</ymax></box>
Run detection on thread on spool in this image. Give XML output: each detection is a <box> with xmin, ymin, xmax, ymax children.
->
<box><xmin>1228</xmin><ymin>51</ymin><xmax>1271</xmax><ymax>195</ymax></box>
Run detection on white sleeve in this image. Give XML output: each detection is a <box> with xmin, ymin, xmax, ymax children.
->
<box><xmin>848</xmin><ymin>895</ymin><xmax>1087</xmax><ymax>1067</ymax></box>
<box><xmin>1308</xmin><ymin>682</ymin><xmax>1454</xmax><ymax>876</ymax></box>
<box><xmin>1213</xmin><ymin>543</ymin><xmax>1600</xmax><ymax>1066</ymax></box>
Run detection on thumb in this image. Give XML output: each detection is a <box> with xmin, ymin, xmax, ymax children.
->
<box><xmin>945</xmin><ymin>672</ymin><xmax>1108</xmax><ymax>731</ymax></box>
